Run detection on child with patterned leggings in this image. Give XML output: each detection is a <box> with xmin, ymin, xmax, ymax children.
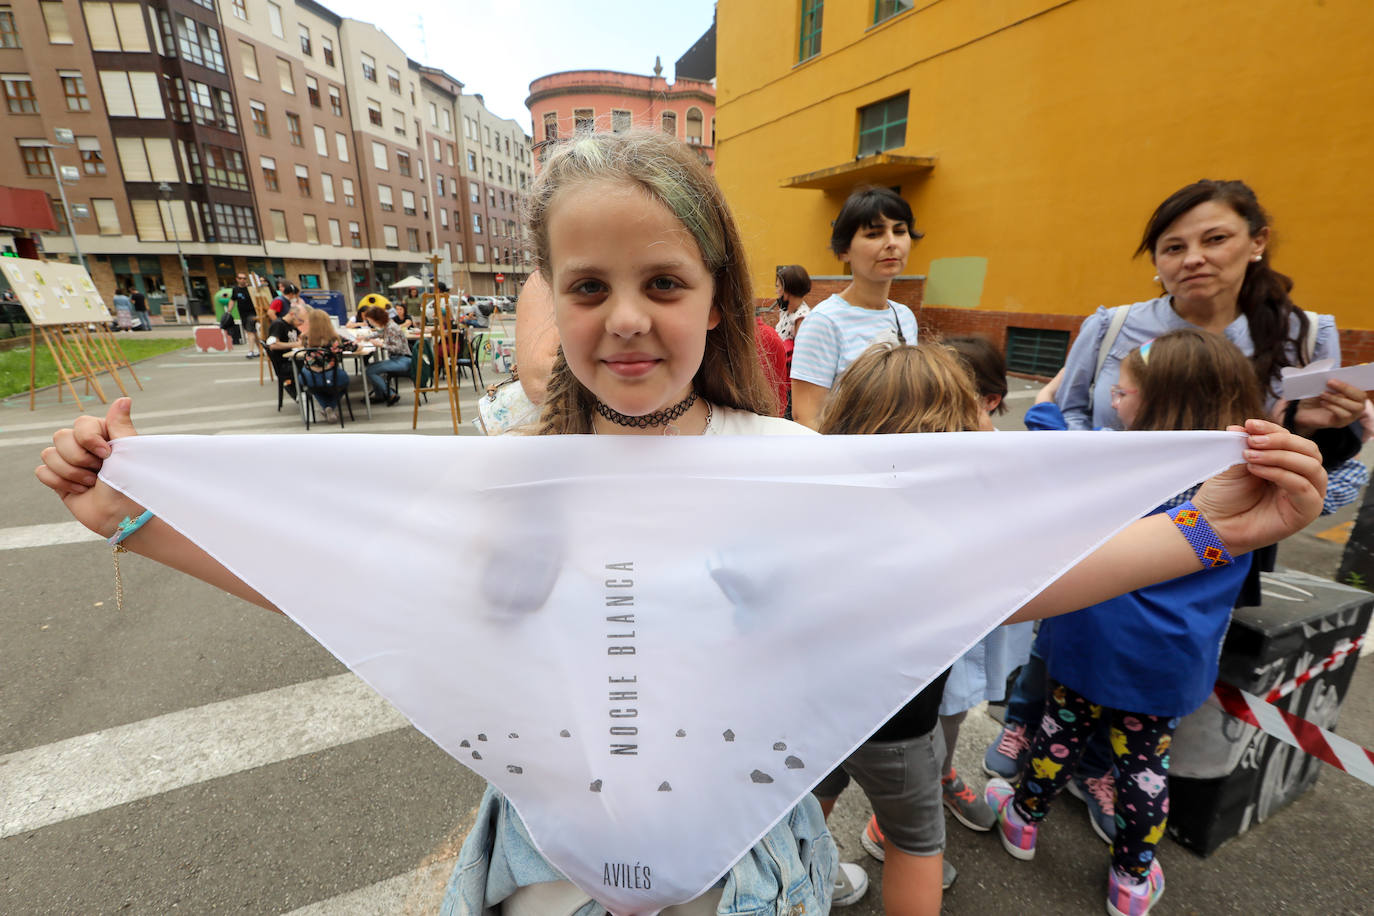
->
<box><xmin>985</xmin><ymin>329</ymin><xmax>1266</xmax><ymax>916</ymax></box>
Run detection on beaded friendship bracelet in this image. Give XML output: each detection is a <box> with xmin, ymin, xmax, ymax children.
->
<box><xmin>1166</xmin><ymin>501</ymin><xmax>1234</xmax><ymax>569</ymax></box>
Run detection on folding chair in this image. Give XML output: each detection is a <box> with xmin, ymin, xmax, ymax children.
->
<box><xmin>297</xmin><ymin>349</ymin><xmax>355</xmax><ymax>429</ymax></box>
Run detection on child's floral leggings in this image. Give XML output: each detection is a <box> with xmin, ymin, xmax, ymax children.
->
<box><xmin>1012</xmin><ymin>679</ymin><xmax>1177</xmax><ymax>877</ymax></box>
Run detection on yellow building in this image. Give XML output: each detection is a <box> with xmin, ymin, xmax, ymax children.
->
<box><xmin>716</xmin><ymin>0</ymin><xmax>1374</xmax><ymax>371</ymax></box>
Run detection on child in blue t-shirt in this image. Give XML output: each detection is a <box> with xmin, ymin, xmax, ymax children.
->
<box><xmin>985</xmin><ymin>329</ymin><xmax>1267</xmax><ymax>916</ymax></box>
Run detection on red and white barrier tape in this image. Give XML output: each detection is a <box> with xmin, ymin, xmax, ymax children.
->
<box><xmin>1264</xmin><ymin>635</ymin><xmax>1364</xmax><ymax>704</ymax></box>
<box><xmin>1210</xmin><ymin>682</ymin><xmax>1374</xmax><ymax>787</ymax></box>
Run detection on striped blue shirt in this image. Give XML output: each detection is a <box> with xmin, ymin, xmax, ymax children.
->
<box><xmin>789</xmin><ymin>294</ymin><xmax>919</xmax><ymax>389</ymax></box>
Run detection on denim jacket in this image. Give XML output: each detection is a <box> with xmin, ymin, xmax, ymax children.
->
<box><xmin>440</xmin><ymin>785</ymin><xmax>837</xmax><ymax>916</ymax></box>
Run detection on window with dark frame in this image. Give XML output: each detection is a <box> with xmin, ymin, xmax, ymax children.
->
<box><xmin>19</xmin><ymin>141</ymin><xmax>53</xmax><ymax>176</ymax></box>
<box><xmin>799</xmin><ymin>0</ymin><xmax>823</xmax><ymax>61</ymax></box>
<box><xmin>873</xmin><ymin>0</ymin><xmax>913</xmax><ymax>25</ymax></box>
<box><xmin>0</xmin><ymin>6</ymin><xmax>20</xmax><ymax>47</ymax></box>
<box><xmin>251</xmin><ymin>101</ymin><xmax>269</xmax><ymax>137</ymax></box>
<box><xmin>3</xmin><ymin>75</ymin><xmax>38</xmax><ymax>114</ymax></box>
<box><xmin>361</xmin><ymin>53</ymin><xmax>376</xmax><ymax>82</ymax></box>
<box><xmin>306</xmin><ymin>76</ymin><xmax>320</xmax><ymax>107</ymax></box>
<box><xmin>61</xmin><ymin>72</ymin><xmax>90</xmax><ymax>111</ymax></box>
<box><xmin>329</xmin><ymin>86</ymin><xmax>342</xmax><ymax>116</ymax></box>
<box><xmin>397</xmin><ymin>151</ymin><xmax>411</xmax><ymax>176</ymax></box>
<box><xmin>857</xmin><ymin>92</ymin><xmax>908</xmax><ymax>157</ymax></box>
<box><xmin>261</xmin><ymin>157</ymin><xmax>278</xmax><ymax>191</ymax></box>
<box><xmin>286</xmin><ymin>112</ymin><xmax>303</xmax><ymax>146</ymax></box>
<box><xmin>79</xmin><ymin>138</ymin><xmax>106</xmax><ymax>175</ymax></box>
<box><xmin>321</xmin><ymin>37</ymin><xmax>334</xmax><ymax>67</ymax></box>
<box><xmin>298</xmin><ymin>25</ymin><xmax>310</xmax><ymax>56</ymax></box>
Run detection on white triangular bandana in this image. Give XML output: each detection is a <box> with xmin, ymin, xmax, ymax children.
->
<box><xmin>100</xmin><ymin>430</ymin><xmax>1243</xmax><ymax>915</ymax></box>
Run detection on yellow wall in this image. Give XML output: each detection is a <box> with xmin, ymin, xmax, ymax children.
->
<box><xmin>716</xmin><ymin>0</ymin><xmax>1374</xmax><ymax>330</ymax></box>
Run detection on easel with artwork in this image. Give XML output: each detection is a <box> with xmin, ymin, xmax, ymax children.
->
<box><xmin>0</xmin><ymin>258</ymin><xmax>140</xmax><ymax>411</ymax></box>
<box><xmin>249</xmin><ymin>276</ymin><xmax>275</xmax><ymax>385</ymax></box>
<box><xmin>409</xmin><ymin>255</ymin><xmax>462</xmax><ymax>433</ymax></box>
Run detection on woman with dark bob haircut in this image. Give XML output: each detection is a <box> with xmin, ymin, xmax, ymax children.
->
<box><xmin>790</xmin><ymin>186</ymin><xmax>923</xmax><ymax>428</ymax></box>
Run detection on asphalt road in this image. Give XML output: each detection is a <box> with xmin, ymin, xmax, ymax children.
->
<box><xmin>2</xmin><ymin>344</ymin><xmax>1371</xmax><ymax>914</ymax></box>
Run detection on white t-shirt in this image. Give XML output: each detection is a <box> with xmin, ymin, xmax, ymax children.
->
<box><xmin>706</xmin><ymin>405</ymin><xmax>815</xmax><ymax>437</ymax></box>
<box><xmin>774</xmin><ymin>302</ymin><xmax>811</xmax><ymax>341</ymax></box>
<box><xmin>789</xmin><ymin>294</ymin><xmax>918</xmax><ymax>389</ymax></box>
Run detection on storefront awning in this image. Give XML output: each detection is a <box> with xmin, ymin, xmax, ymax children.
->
<box><xmin>0</xmin><ymin>186</ymin><xmax>58</xmax><ymax>232</ymax></box>
<box><xmin>782</xmin><ymin>153</ymin><xmax>936</xmax><ymax>191</ymax></box>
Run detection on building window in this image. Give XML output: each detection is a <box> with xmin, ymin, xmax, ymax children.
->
<box><xmin>207</xmin><ymin>203</ymin><xmax>259</xmax><ymax>244</ymax></box>
<box><xmin>661</xmin><ymin>111</ymin><xmax>676</xmax><ymax>136</ymax></box>
<box><xmin>175</xmin><ymin>16</ymin><xmax>225</xmax><ymax>73</ymax></box>
<box><xmin>19</xmin><ymin>140</ymin><xmax>54</xmax><ymax>177</ymax></box>
<box><xmin>231</xmin><ymin>0</ymin><xmax>247</xmax><ymax>20</ymax></box>
<box><xmin>93</xmin><ymin>198</ymin><xmax>120</xmax><ymax>235</ymax></box>
<box><xmin>239</xmin><ymin>40</ymin><xmax>259</xmax><ymax>80</ymax></box>
<box><xmin>298</xmin><ymin>24</ymin><xmax>311</xmax><ymax>56</ymax></box>
<box><xmin>306</xmin><ymin>76</ymin><xmax>319</xmax><ymax>107</ymax></box>
<box><xmin>539</xmin><ymin>112</ymin><xmax>558</xmax><ymax>142</ymax></box>
<box><xmin>260</xmin><ymin>155</ymin><xmax>278</xmax><ymax>191</ymax></box>
<box><xmin>474</xmin><ymin>244</ymin><xmax>484</xmax><ymax>263</ymax></box>
<box><xmin>321</xmin><ymin>36</ymin><xmax>334</xmax><ymax>67</ymax></box>
<box><xmin>397</xmin><ymin>151</ymin><xmax>411</xmax><ymax>176</ymax></box>
<box><xmin>378</xmin><ymin>184</ymin><xmax>393</xmax><ymax>211</ymax></box>
<box><xmin>277</xmin><ymin>57</ymin><xmax>294</xmax><ymax>94</ymax></box>
<box><xmin>321</xmin><ymin>172</ymin><xmax>334</xmax><ymax>202</ymax></box>
<box><xmin>367</xmin><ymin>99</ymin><xmax>382</xmax><ymax>126</ymax></box>
<box><xmin>295</xmin><ymin>163</ymin><xmax>310</xmax><ymax>196</ymax></box>
<box><xmin>360</xmin><ymin>53</ymin><xmax>376</xmax><ymax>82</ymax></box>
<box><xmin>799</xmin><ymin>0</ymin><xmax>823</xmax><ymax>61</ymax></box>
<box><xmin>488</xmin><ymin>187</ymin><xmax>496</xmax><ymax>207</ymax></box>
<box><xmin>393</xmin><ymin>108</ymin><xmax>406</xmax><ymax>137</ymax></box>
<box><xmin>3</xmin><ymin>75</ymin><xmax>38</xmax><ymax>114</ymax></box>
<box><xmin>382</xmin><ymin>225</ymin><xmax>398</xmax><ymax>249</ymax></box>
<box><xmin>857</xmin><ymin>92</ymin><xmax>908</xmax><ymax>156</ymax></box>
<box><xmin>328</xmin><ymin>218</ymin><xmax>341</xmax><ymax>245</ymax></box>
<box><xmin>442</xmin><ymin>109</ymin><xmax>452</xmax><ymax>133</ymax></box>
<box><xmin>42</xmin><ymin>1</ymin><xmax>72</xmax><ymax>43</ymax></box>
<box><xmin>188</xmin><ymin>80</ymin><xmax>215</xmax><ymax>125</ymax></box>
<box><xmin>328</xmin><ymin>86</ymin><xmax>342</xmax><ymax>116</ymax></box>
<box><xmin>1005</xmin><ymin>327</ymin><xmax>1071</xmax><ymax>377</ymax></box>
<box><xmin>686</xmin><ymin>107</ymin><xmax>704</xmax><ymax>144</ymax></box>
<box><xmin>266</xmin><ymin>1</ymin><xmax>283</xmax><ymax>38</ymax></box>
<box><xmin>286</xmin><ymin>112</ymin><xmax>303</xmax><ymax>145</ymax></box>
<box><xmin>217</xmin><ymin>89</ymin><xmax>237</xmax><ymax>131</ymax></box>
<box><xmin>270</xmin><ymin>209</ymin><xmax>288</xmax><ymax>241</ymax></box>
<box><xmin>387</xmin><ymin>66</ymin><xmax>401</xmax><ymax>94</ymax></box>
<box><xmin>78</xmin><ymin>137</ymin><xmax>106</xmax><ymax>175</ymax></box>
<box><xmin>371</xmin><ymin>140</ymin><xmax>387</xmax><ymax>170</ymax></box>
<box><xmin>873</xmin><ymin>0</ymin><xmax>913</xmax><ymax>24</ymax></box>
<box><xmin>401</xmin><ymin>189</ymin><xmax>415</xmax><ymax>216</ymax></box>
<box><xmin>472</xmin><ymin>213</ymin><xmax>482</xmax><ymax>234</ymax></box>
<box><xmin>469</xmin><ymin>180</ymin><xmax>479</xmax><ymax>203</ymax></box>
<box><xmin>83</xmin><ymin>2</ymin><xmax>149</xmax><ymax>52</ymax></box>
<box><xmin>406</xmin><ymin>227</ymin><xmax>419</xmax><ymax>251</ymax></box>
<box><xmin>573</xmin><ymin>109</ymin><xmax>593</xmax><ymax>134</ymax></box>
<box><xmin>467</xmin><ymin>150</ymin><xmax>477</xmax><ymax>170</ymax></box>
<box><xmin>439</xmin><ymin>208</ymin><xmax>447</xmax><ymax>228</ymax></box>
<box><xmin>611</xmin><ymin>109</ymin><xmax>631</xmax><ymax>133</ymax></box>
<box><xmin>60</xmin><ymin>71</ymin><xmax>90</xmax><ymax>111</ymax></box>
<box><xmin>0</xmin><ymin>5</ymin><xmax>20</xmax><ymax>47</ymax></box>
<box><xmin>348</xmin><ymin>220</ymin><xmax>361</xmax><ymax>247</ymax></box>
<box><xmin>303</xmin><ymin>213</ymin><xmax>319</xmax><ymax>243</ymax></box>
<box><xmin>250</xmin><ymin>100</ymin><xmax>269</xmax><ymax>136</ymax></box>
<box><xmin>335</xmin><ymin>131</ymin><xmax>348</xmax><ymax>161</ymax></box>
<box><xmin>342</xmin><ymin>177</ymin><xmax>355</xmax><ymax>206</ymax></box>
<box><xmin>203</xmin><ymin>144</ymin><xmax>248</xmax><ymax>190</ymax></box>
<box><xmin>313</xmin><ymin>124</ymin><xmax>327</xmax><ymax>156</ymax></box>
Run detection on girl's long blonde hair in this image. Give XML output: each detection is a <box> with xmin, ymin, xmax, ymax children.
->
<box><xmin>301</xmin><ymin>308</ymin><xmax>338</xmax><ymax>347</ymax></box>
<box><xmin>529</xmin><ymin>131</ymin><xmax>776</xmax><ymax>433</ymax></box>
<box><xmin>819</xmin><ymin>341</ymin><xmax>984</xmax><ymax>435</ymax></box>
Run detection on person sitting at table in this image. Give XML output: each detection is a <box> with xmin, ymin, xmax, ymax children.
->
<box><xmin>297</xmin><ymin>308</ymin><xmax>355</xmax><ymax>423</ymax></box>
<box><xmin>362</xmin><ymin>305</ymin><xmax>412</xmax><ymax>406</ymax></box>
<box><xmin>265</xmin><ymin>304</ymin><xmax>307</xmax><ymax>400</ymax></box>
<box><xmin>392</xmin><ymin>300</ymin><xmax>414</xmax><ymax>329</ymax></box>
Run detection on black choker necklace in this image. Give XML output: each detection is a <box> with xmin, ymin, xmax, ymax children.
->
<box><xmin>594</xmin><ymin>391</ymin><xmax>699</xmax><ymax>429</ymax></box>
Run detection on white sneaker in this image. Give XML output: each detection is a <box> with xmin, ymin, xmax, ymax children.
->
<box><xmin>831</xmin><ymin>861</ymin><xmax>869</xmax><ymax>907</ymax></box>
<box><xmin>323</xmin><ymin>406</ymin><xmax>339</xmax><ymax>423</ymax></box>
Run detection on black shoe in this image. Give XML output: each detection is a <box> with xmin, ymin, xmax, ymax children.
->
<box><xmin>369</xmin><ymin>392</ymin><xmax>387</xmax><ymax>404</ymax></box>
<box><xmin>386</xmin><ymin>395</ymin><xmax>401</xmax><ymax>407</ymax></box>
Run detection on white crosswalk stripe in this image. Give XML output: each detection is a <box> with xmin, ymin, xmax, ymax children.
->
<box><xmin>0</xmin><ymin>673</ymin><xmax>408</xmax><ymax>839</ymax></box>
<box><xmin>0</xmin><ymin>520</ymin><xmax>102</xmax><ymax>550</ymax></box>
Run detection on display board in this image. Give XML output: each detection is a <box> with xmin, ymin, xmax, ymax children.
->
<box><xmin>0</xmin><ymin>257</ymin><xmax>111</xmax><ymax>326</ymax></box>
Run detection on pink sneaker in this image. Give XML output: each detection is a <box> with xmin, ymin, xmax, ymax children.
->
<box><xmin>1107</xmin><ymin>860</ymin><xmax>1165</xmax><ymax>916</ymax></box>
<box><xmin>985</xmin><ymin>777</ymin><xmax>1037</xmax><ymax>861</ymax></box>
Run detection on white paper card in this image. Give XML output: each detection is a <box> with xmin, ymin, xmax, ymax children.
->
<box><xmin>1280</xmin><ymin>359</ymin><xmax>1374</xmax><ymax>401</ymax></box>
<box><xmin>99</xmin><ymin>430</ymin><xmax>1243</xmax><ymax>915</ymax></box>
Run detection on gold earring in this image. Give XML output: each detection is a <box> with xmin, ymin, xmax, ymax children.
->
<box><xmin>1152</xmin><ymin>275</ymin><xmax>1160</xmax><ymax>283</ymax></box>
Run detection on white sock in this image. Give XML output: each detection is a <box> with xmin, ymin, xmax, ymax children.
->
<box><xmin>1005</xmin><ymin>803</ymin><xmax>1032</xmax><ymax>828</ymax></box>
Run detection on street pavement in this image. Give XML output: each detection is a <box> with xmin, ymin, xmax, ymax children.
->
<box><xmin>1</xmin><ymin>343</ymin><xmax>1371</xmax><ymax>914</ymax></box>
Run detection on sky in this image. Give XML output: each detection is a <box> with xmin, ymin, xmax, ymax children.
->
<box><xmin>322</xmin><ymin>0</ymin><xmax>718</xmax><ymax>133</ymax></box>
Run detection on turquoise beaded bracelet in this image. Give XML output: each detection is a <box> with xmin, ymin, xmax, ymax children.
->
<box><xmin>1166</xmin><ymin>501</ymin><xmax>1233</xmax><ymax>569</ymax></box>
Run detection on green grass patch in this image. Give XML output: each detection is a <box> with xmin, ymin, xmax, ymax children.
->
<box><xmin>0</xmin><ymin>337</ymin><xmax>194</xmax><ymax>400</ymax></box>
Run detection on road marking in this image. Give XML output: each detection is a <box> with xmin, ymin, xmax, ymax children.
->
<box><xmin>0</xmin><ymin>673</ymin><xmax>408</xmax><ymax>838</ymax></box>
<box><xmin>0</xmin><ymin>521</ymin><xmax>102</xmax><ymax>551</ymax></box>
<box><xmin>279</xmin><ymin>860</ymin><xmax>455</xmax><ymax>915</ymax></box>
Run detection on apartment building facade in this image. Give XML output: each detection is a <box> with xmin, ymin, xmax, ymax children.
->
<box><xmin>526</xmin><ymin>67</ymin><xmax>715</xmax><ymax>172</ymax></box>
<box><xmin>1</xmin><ymin>0</ymin><xmax>525</xmax><ymax>310</ymax></box>
<box><xmin>456</xmin><ymin>91</ymin><xmax>532</xmax><ymax>296</ymax></box>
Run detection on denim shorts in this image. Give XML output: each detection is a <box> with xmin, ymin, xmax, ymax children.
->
<box><xmin>812</xmin><ymin>729</ymin><xmax>945</xmax><ymax>856</ymax></box>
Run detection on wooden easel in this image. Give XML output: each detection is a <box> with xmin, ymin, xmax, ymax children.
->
<box><xmin>29</xmin><ymin>322</ymin><xmax>100</xmax><ymax>410</ymax></box>
<box><xmin>89</xmin><ymin>324</ymin><xmax>142</xmax><ymax>394</ymax></box>
<box><xmin>251</xmin><ymin>284</ymin><xmax>275</xmax><ymax>384</ymax></box>
<box><xmin>410</xmin><ymin>255</ymin><xmax>462</xmax><ymax>433</ymax></box>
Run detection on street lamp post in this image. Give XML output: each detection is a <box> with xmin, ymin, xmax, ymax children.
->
<box><xmin>40</xmin><ymin>136</ymin><xmax>87</xmax><ymax>273</ymax></box>
<box><xmin>157</xmin><ymin>181</ymin><xmax>196</xmax><ymax>325</ymax></box>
